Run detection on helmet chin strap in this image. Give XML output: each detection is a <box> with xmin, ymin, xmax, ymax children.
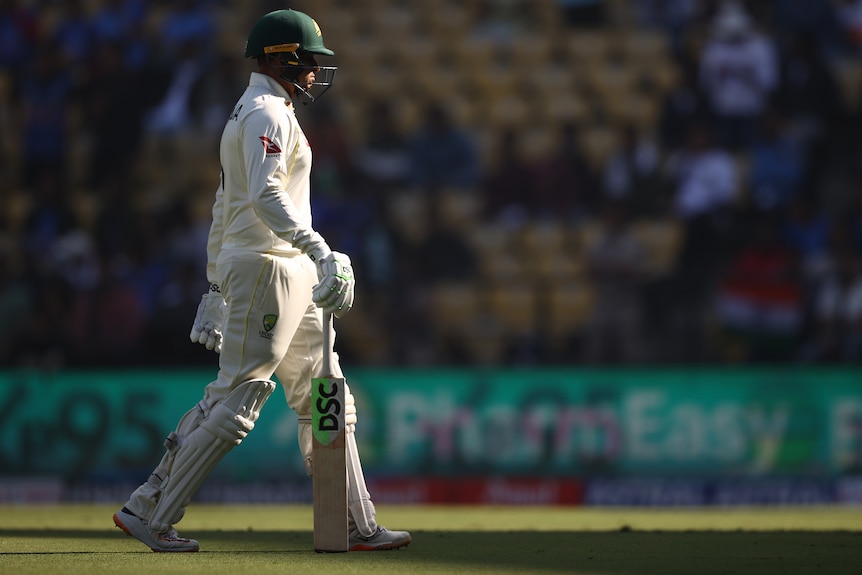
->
<box><xmin>289</xmin><ymin>80</ymin><xmax>316</xmax><ymax>105</ymax></box>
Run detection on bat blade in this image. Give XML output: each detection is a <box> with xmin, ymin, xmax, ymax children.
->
<box><xmin>311</xmin><ymin>375</ymin><xmax>349</xmax><ymax>553</ymax></box>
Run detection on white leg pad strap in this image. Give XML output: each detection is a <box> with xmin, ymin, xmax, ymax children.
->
<box><xmin>125</xmin><ymin>404</ymin><xmax>204</xmax><ymax>522</ymax></box>
<box><xmin>148</xmin><ymin>378</ymin><xmax>276</xmax><ymax>532</ymax></box>
<box><xmin>343</xmin><ymin>384</ymin><xmax>376</xmax><ymax>536</ymax></box>
<box><xmin>298</xmin><ymin>416</ymin><xmax>313</xmax><ymax>477</ymax></box>
<box><xmin>347</xmin><ymin>431</ymin><xmax>377</xmax><ymax>536</ymax></box>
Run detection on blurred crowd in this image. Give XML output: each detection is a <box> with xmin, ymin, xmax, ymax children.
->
<box><xmin>2</xmin><ymin>0</ymin><xmax>862</xmax><ymax>369</ymax></box>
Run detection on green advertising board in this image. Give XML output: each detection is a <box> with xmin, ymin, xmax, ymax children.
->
<box><xmin>1</xmin><ymin>367</ymin><xmax>861</xmax><ymax>480</ymax></box>
<box><xmin>0</xmin><ymin>369</ymin><xmax>304</xmax><ymax>480</ymax></box>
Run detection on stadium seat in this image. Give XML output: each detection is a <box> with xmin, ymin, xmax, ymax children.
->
<box><xmin>430</xmin><ymin>281</ymin><xmax>482</xmax><ymax>334</ymax></box>
<box><xmin>369</xmin><ymin>4</ymin><xmax>417</xmax><ymax>38</ymax></box>
<box><xmin>833</xmin><ymin>58</ymin><xmax>862</xmax><ymax>109</ymax></box>
<box><xmin>619</xmin><ymin>30</ymin><xmax>669</xmax><ymax>66</ymax></box>
<box><xmin>543</xmin><ymin>90</ymin><xmax>591</xmax><ymax>126</ymax></box>
<box><xmin>511</xmin><ymin>32</ymin><xmax>553</xmax><ymax>69</ymax></box>
<box><xmin>631</xmin><ymin>219</ymin><xmax>684</xmax><ymax>279</ymax></box>
<box><xmin>566</xmin><ymin>31</ymin><xmax>610</xmax><ymax>64</ymax></box>
<box><xmin>438</xmin><ymin>188</ymin><xmax>483</xmax><ymax>229</ymax></box>
<box><xmin>468</xmin><ymin>222</ymin><xmax>516</xmax><ymax>257</ymax></box>
<box><xmin>480</xmin><ymin>253</ymin><xmax>529</xmax><ymax>283</ymax></box>
<box><xmin>526</xmin><ymin>60</ymin><xmax>577</xmax><ymax>95</ymax></box>
<box><xmin>387</xmin><ymin>189</ymin><xmax>428</xmax><ymax>242</ymax></box>
<box><xmin>483</xmin><ymin>96</ymin><xmax>542</xmax><ymax>143</ymax></box>
<box><xmin>586</xmin><ymin>59</ymin><xmax>639</xmax><ymax>104</ymax></box>
<box><xmin>423</xmin><ymin>2</ymin><xmax>473</xmax><ymax>40</ymax></box>
<box><xmin>487</xmin><ymin>283</ymin><xmax>539</xmax><ymax>336</ymax></box>
<box><xmin>529</xmin><ymin>251</ymin><xmax>587</xmax><ymax>282</ymax></box>
<box><xmin>519</xmin><ymin>220</ymin><xmax>587</xmax><ymax>280</ymax></box>
<box><xmin>544</xmin><ymin>283</ymin><xmax>596</xmax><ymax>341</ymax></box>
<box><xmin>429</xmin><ymin>281</ymin><xmax>510</xmax><ymax>364</ymax></box>
<box><xmin>336</xmin><ymin>305</ymin><xmax>392</xmax><ymax>364</ymax></box>
<box><xmin>578</xmin><ymin>124</ymin><xmax>620</xmax><ymax>170</ymax></box>
<box><xmin>3</xmin><ymin>189</ymin><xmax>30</xmax><ymax>234</ymax></box>
<box><xmin>608</xmin><ymin>92</ymin><xmax>660</xmax><ymax>131</ymax></box>
<box><xmin>518</xmin><ymin>126</ymin><xmax>557</xmax><ymax>162</ymax></box>
<box><xmin>520</xmin><ymin>219</ymin><xmax>568</xmax><ymax>253</ymax></box>
<box><xmin>398</xmin><ymin>34</ymin><xmax>438</xmax><ymax>70</ymax></box>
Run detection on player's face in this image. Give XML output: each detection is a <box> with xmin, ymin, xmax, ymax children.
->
<box><xmin>295</xmin><ymin>53</ymin><xmax>320</xmax><ymax>90</ymax></box>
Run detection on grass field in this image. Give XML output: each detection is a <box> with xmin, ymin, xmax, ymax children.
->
<box><xmin>2</xmin><ymin>504</ymin><xmax>862</xmax><ymax>575</ymax></box>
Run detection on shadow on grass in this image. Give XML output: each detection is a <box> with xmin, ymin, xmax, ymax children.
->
<box><xmin>2</xmin><ymin>529</ymin><xmax>862</xmax><ymax>574</ymax></box>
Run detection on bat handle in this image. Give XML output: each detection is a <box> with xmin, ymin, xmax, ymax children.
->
<box><xmin>322</xmin><ymin>311</ymin><xmax>333</xmax><ymax>376</ymax></box>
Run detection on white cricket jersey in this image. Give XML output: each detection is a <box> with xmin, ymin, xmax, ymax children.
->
<box><xmin>206</xmin><ymin>72</ymin><xmax>328</xmax><ymax>284</ymax></box>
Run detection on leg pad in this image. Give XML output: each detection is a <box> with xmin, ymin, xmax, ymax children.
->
<box><xmin>148</xmin><ymin>379</ymin><xmax>276</xmax><ymax>532</ymax></box>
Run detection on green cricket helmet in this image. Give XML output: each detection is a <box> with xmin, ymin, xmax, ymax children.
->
<box><xmin>245</xmin><ymin>9</ymin><xmax>334</xmax><ymax>58</ymax></box>
<box><xmin>245</xmin><ymin>9</ymin><xmax>336</xmax><ymax>103</ymax></box>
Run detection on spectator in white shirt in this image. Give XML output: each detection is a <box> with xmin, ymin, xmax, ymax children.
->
<box><xmin>664</xmin><ymin>122</ymin><xmax>739</xmax><ymax>294</ymax></box>
<box><xmin>698</xmin><ymin>1</ymin><xmax>779</xmax><ymax>150</ymax></box>
<box><xmin>667</xmin><ymin>123</ymin><xmax>739</xmax><ymax>222</ymax></box>
<box><xmin>806</xmin><ymin>238</ymin><xmax>862</xmax><ymax>362</ymax></box>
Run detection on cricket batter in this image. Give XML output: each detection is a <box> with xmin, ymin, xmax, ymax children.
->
<box><xmin>112</xmin><ymin>9</ymin><xmax>411</xmax><ymax>553</ymax></box>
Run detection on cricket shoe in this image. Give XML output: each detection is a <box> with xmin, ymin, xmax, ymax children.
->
<box><xmin>113</xmin><ymin>507</ymin><xmax>200</xmax><ymax>552</ymax></box>
<box><xmin>349</xmin><ymin>526</ymin><xmax>412</xmax><ymax>551</ymax></box>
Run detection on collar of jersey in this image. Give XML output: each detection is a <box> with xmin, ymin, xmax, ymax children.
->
<box><xmin>250</xmin><ymin>72</ymin><xmax>293</xmax><ymax>103</ymax></box>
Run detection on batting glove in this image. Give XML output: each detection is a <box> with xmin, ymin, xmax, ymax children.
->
<box><xmin>313</xmin><ymin>251</ymin><xmax>355</xmax><ymax>318</ymax></box>
<box><xmin>189</xmin><ymin>284</ymin><xmax>227</xmax><ymax>353</ymax></box>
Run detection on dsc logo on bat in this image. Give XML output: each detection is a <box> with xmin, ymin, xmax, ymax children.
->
<box><xmin>311</xmin><ymin>377</ymin><xmax>344</xmax><ymax>446</ymax></box>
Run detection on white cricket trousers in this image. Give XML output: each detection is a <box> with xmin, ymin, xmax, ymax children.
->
<box><xmin>125</xmin><ymin>251</ymin><xmax>344</xmax><ymax>523</ymax></box>
<box><xmin>209</xmin><ymin>250</ymin><xmax>343</xmax><ymax>414</ymax></box>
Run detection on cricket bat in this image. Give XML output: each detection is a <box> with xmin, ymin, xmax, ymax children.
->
<box><xmin>312</xmin><ymin>312</ymin><xmax>349</xmax><ymax>552</ymax></box>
